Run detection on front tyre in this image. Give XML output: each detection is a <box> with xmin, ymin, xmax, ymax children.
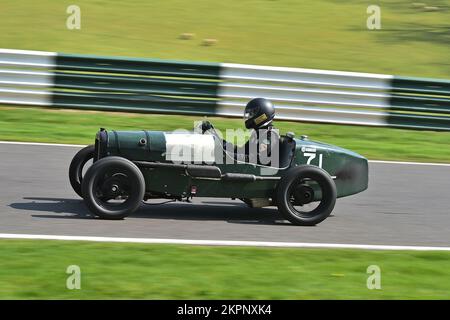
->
<box><xmin>81</xmin><ymin>156</ymin><xmax>145</xmax><ymax>220</ymax></box>
<box><xmin>276</xmin><ymin>165</ymin><xmax>336</xmax><ymax>226</ymax></box>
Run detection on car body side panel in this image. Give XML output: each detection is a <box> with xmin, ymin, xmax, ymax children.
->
<box><xmin>293</xmin><ymin>139</ymin><xmax>369</xmax><ymax>198</ymax></box>
<box><xmin>104</xmin><ymin>130</ymin><xmax>368</xmax><ymax>199</ymax></box>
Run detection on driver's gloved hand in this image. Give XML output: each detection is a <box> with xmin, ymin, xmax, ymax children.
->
<box><xmin>201</xmin><ymin>120</ymin><xmax>213</xmax><ymax>133</ymax></box>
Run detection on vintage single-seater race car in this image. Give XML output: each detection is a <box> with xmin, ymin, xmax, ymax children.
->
<box><xmin>69</xmin><ymin>123</ymin><xmax>368</xmax><ymax>226</ymax></box>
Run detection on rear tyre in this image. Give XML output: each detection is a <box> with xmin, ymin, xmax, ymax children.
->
<box><xmin>276</xmin><ymin>165</ymin><xmax>336</xmax><ymax>226</ymax></box>
<box><xmin>81</xmin><ymin>156</ymin><xmax>145</xmax><ymax>220</ymax></box>
<box><xmin>69</xmin><ymin>145</ymin><xmax>95</xmax><ymax>197</ymax></box>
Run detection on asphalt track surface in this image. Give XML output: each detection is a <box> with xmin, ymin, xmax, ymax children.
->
<box><xmin>1</xmin><ymin>143</ymin><xmax>449</xmax><ymax>247</ymax></box>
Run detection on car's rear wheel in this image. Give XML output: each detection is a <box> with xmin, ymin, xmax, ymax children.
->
<box><xmin>81</xmin><ymin>156</ymin><xmax>145</xmax><ymax>219</ymax></box>
<box><xmin>69</xmin><ymin>145</ymin><xmax>95</xmax><ymax>198</ymax></box>
<box><xmin>276</xmin><ymin>165</ymin><xmax>336</xmax><ymax>226</ymax></box>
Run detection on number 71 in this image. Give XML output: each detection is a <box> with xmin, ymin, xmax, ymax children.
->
<box><xmin>304</xmin><ymin>153</ymin><xmax>323</xmax><ymax>168</ymax></box>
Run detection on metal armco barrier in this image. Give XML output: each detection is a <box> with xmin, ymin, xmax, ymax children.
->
<box><xmin>1</xmin><ymin>49</ymin><xmax>449</xmax><ymax>130</ymax></box>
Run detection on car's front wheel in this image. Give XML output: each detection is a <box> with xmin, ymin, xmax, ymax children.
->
<box><xmin>276</xmin><ymin>165</ymin><xmax>336</xmax><ymax>226</ymax></box>
<box><xmin>81</xmin><ymin>156</ymin><xmax>145</xmax><ymax>219</ymax></box>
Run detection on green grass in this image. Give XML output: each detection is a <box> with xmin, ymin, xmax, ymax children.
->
<box><xmin>1</xmin><ymin>106</ymin><xmax>450</xmax><ymax>163</ymax></box>
<box><xmin>0</xmin><ymin>239</ymin><xmax>449</xmax><ymax>299</ymax></box>
<box><xmin>0</xmin><ymin>0</ymin><xmax>449</xmax><ymax>78</ymax></box>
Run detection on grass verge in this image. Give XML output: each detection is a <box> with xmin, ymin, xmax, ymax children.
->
<box><xmin>1</xmin><ymin>0</ymin><xmax>449</xmax><ymax>78</ymax></box>
<box><xmin>0</xmin><ymin>239</ymin><xmax>449</xmax><ymax>299</ymax></box>
<box><xmin>1</xmin><ymin>106</ymin><xmax>450</xmax><ymax>163</ymax></box>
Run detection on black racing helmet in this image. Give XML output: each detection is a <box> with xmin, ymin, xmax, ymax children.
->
<box><xmin>244</xmin><ymin>98</ymin><xmax>275</xmax><ymax>129</ymax></box>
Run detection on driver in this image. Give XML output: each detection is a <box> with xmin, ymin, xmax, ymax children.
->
<box><xmin>202</xmin><ymin>98</ymin><xmax>279</xmax><ymax>165</ymax></box>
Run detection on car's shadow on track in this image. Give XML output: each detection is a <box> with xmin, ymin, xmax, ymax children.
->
<box><xmin>9</xmin><ymin>197</ymin><xmax>93</xmax><ymax>219</ymax></box>
<box><xmin>9</xmin><ymin>197</ymin><xmax>296</xmax><ymax>226</ymax></box>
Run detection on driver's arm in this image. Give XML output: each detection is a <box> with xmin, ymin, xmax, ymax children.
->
<box><xmin>201</xmin><ymin>120</ymin><xmax>213</xmax><ymax>133</ymax></box>
<box><xmin>201</xmin><ymin>120</ymin><xmax>243</xmax><ymax>157</ymax></box>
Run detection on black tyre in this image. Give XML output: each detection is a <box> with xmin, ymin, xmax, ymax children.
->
<box><xmin>276</xmin><ymin>165</ymin><xmax>336</xmax><ymax>226</ymax></box>
<box><xmin>69</xmin><ymin>145</ymin><xmax>95</xmax><ymax>197</ymax></box>
<box><xmin>81</xmin><ymin>156</ymin><xmax>145</xmax><ymax>220</ymax></box>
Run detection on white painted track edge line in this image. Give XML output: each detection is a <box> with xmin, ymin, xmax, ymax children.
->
<box><xmin>368</xmin><ymin>160</ymin><xmax>450</xmax><ymax>167</ymax></box>
<box><xmin>1</xmin><ymin>140</ymin><xmax>450</xmax><ymax>166</ymax></box>
<box><xmin>0</xmin><ymin>233</ymin><xmax>449</xmax><ymax>251</ymax></box>
<box><xmin>0</xmin><ymin>141</ymin><xmax>85</xmax><ymax>148</ymax></box>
